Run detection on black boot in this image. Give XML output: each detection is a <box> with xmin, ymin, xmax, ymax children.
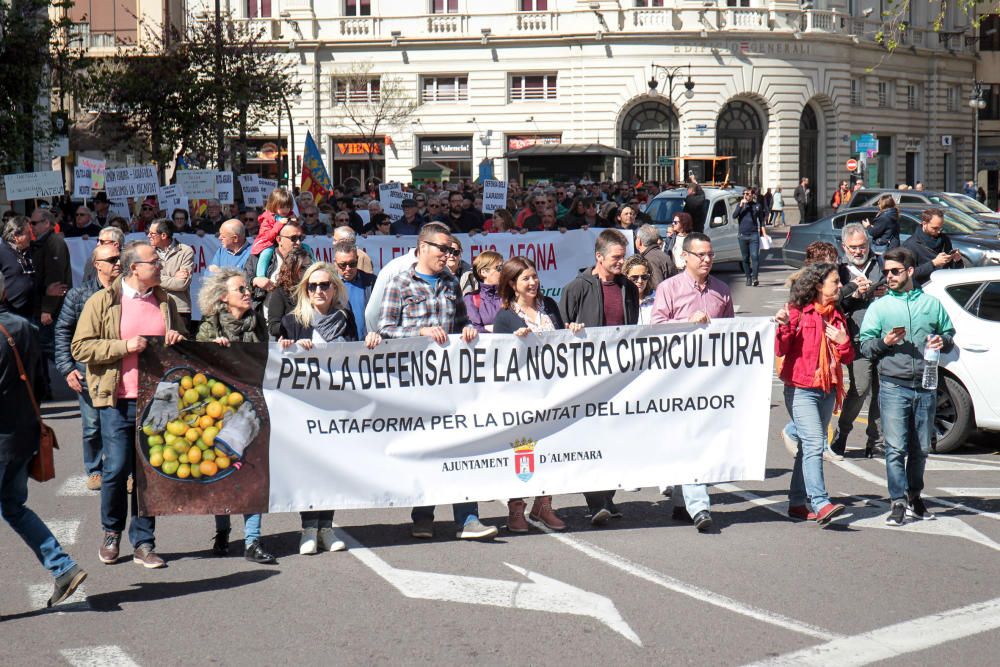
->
<box><xmin>212</xmin><ymin>529</ymin><xmax>230</xmax><ymax>556</ymax></box>
<box><xmin>244</xmin><ymin>539</ymin><xmax>278</xmax><ymax>564</ymax></box>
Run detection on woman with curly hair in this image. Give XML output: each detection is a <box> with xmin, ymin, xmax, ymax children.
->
<box><xmin>774</xmin><ymin>262</ymin><xmax>854</xmax><ymax>527</ymax></box>
<box><xmin>196</xmin><ymin>268</ymin><xmax>274</xmax><ymax>563</ymax></box>
<box><xmin>623</xmin><ymin>255</ymin><xmax>655</xmax><ymax>324</ymax></box>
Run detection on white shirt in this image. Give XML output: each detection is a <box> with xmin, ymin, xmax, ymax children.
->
<box><xmin>364</xmin><ymin>248</ymin><xmax>417</xmax><ymax>334</ymax></box>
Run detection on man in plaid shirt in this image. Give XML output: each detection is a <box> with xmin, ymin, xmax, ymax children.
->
<box><xmin>377</xmin><ymin>222</ymin><xmax>497</xmax><ymax>541</ymax></box>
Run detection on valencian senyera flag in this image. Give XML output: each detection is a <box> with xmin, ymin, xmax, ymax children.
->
<box><xmin>300</xmin><ymin>131</ymin><xmax>333</xmax><ymax>205</ymax></box>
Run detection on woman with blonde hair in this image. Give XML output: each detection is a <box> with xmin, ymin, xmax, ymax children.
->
<box><xmin>464</xmin><ymin>250</ymin><xmax>504</xmax><ymax>332</ymax></box>
<box><xmin>278</xmin><ymin>261</ymin><xmax>381</xmax><ymax>555</ymax></box>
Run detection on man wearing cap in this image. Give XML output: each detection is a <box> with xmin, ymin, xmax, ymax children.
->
<box><xmin>391</xmin><ymin>198</ymin><xmax>425</xmax><ymax>235</ymax></box>
<box><xmin>132</xmin><ymin>197</ymin><xmax>158</xmax><ymax>233</ymax></box>
<box><xmin>63</xmin><ymin>206</ymin><xmax>102</xmax><ymax>238</ymax></box>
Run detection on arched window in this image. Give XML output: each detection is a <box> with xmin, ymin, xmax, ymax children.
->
<box><xmin>799</xmin><ymin>105</ymin><xmax>819</xmax><ymax>199</ymax></box>
<box><xmin>716</xmin><ymin>100</ymin><xmax>764</xmax><ymax>186</ymax></box>
<box><xmin>619</xmin><ymin>100</ymin><xmax>679</xmax><ymax>182</ymax></box>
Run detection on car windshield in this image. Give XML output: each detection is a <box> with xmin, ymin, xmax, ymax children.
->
<box><xmin>943</xmin><ymin>193</ymin><xmax>994</xmax><ymax>214</ymax></box>
<box><xmin>645</xmin><ymin>197</ymin><xmax>686</xmax><ymax>224</ymax></box>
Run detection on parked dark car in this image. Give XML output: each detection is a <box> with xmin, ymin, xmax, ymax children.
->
<box><xmin>782</xmin><ymin>206</ymin><xmax>1000</xmax><ymax>268</ymax></box>
<box><xmin>846</xmin><ymin>188</ymin><xmax>1000</xmax><ymax>226</ymax></box>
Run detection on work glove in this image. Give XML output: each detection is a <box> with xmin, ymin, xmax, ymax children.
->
<box><xmin>143</xmin><ymin>381</ymin><xmax>180</xmax><ymax>431</ymax></box>
<box><xmin>214</xmin><ymin>402</ymin><xmax>260</xmax><ymax>460</ymax></box>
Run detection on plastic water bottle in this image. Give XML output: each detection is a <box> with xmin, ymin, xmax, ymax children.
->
<box><xmin>922</xmin><ymin>339</ymin><xmax>939</xmax><ymax>390</ymax></box>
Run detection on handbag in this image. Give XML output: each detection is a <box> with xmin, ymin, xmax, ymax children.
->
<box><xmin>0</xmin><ymin>322</ymin><xmax>59</xmax><ymax>482</ymax></box>
<box><xmin>759</xmin><ymin>232</ymin><xmax>773</xmax><ymax>250</ymax></box>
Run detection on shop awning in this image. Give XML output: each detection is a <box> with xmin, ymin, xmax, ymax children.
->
<box><xmin>504</xmin><ymin>143</ymin><xmax>631</xmax><ymax>159</ymax></box>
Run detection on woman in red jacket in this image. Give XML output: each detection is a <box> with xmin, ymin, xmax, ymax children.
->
<box><xmin>775</xmin><ymin>262</ymin><xmax>854</xmax><ymax>527</ymax></box>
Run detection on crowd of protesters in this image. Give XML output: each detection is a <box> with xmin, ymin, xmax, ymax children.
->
<box><xmin>0</xmin><ymin>173</ymin><xmax>974</xmax><ymax>608</ymax></box>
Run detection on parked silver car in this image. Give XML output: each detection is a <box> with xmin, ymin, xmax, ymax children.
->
<box><xmin>644</xmin><ymin>187</ymin><xmax>744</xmax><ymax>264</ymax></box>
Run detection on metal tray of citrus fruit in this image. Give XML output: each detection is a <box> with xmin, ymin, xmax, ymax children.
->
<box><xmin>140</xmin><ymin>367</ymin><xmax>259</xmax><ymax>483</ymax></box>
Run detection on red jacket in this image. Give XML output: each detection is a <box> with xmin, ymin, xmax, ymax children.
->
<box><xmin>775</xmin><ymin>302</ymin><xmax>854</xmax><ymax>389</ymax></box>
<box><xmin>250</xmin><ymin>210</ymin><xmax>285</xmax><ymax>256</ymax></box>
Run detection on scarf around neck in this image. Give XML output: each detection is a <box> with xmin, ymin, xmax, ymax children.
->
<box><xmin>313</xmin><ymin>307</ymin><xmax>351</xmax><ymax>342</ymax></box>
<box><xmin>812</xmin><ymin>300</ymin><xmax>845</xmax><ymax>412</ymax></box>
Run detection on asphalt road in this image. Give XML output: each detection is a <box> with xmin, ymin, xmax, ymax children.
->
<box><xmin>3</xmin><ymin>254</ymin><xmax>1000</xmax><ymax>667</ymax></box>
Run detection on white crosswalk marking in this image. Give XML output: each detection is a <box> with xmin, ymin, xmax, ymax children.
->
<box><xmin>61</xmin><ymin>646</ymin><xmax>140</xmax><ymax>667</ymax></box>
<box><xmin>46</xmin><ymin>519</ymin><xmax>82</xmax><ymax>546</ymax></box>
<box><xmin>57</xmin><ymin>474</ymin><xmax>95</xmax><ymax>497</ymax></box>
<box><xmin>28</xmin><ymin>583</ymin><xmax>89</xmax><ymax>610</ymax></box>
<box><xmin>939</xmin><ymin>487</ymin><xmax>1000</xmax><ymax>497</ymax></box>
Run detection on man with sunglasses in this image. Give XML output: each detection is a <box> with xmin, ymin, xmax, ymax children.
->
<box><xmin>55</xmin><ymin>244</ymin><xmax>122</xmax><ymax>490</ymax></box>
<box><xmin>334</xmin><ymin>241</ymin><xmax>376</xmax><ymax>340</ymax></box>
<box><xmin>132</xmin><ymin>196</ymin><xmax>159</xmax><ymax>233</ymax></box>
<box><xmin>73</xmin><ymin>241</ymin><xmax>187</xmax><ymax>569</ymax></box>
<box><xmin>377</xmin><ymin>223</ymin><xmax>496</xmax><ymax>541</ymax></box>
<box><xmin>651</xmin><ymin>233</ymin><xmax>734</xmax><ymax>533</ymax></box>
<box><xmin>859</xmin><ymin>246</ymin><xmax>954</xmax><ymax>527</ymax></box>
<box><xmin>147</xmin><ymin>219</ymin><xmax>195</xmax><ymax>331</ymax></box>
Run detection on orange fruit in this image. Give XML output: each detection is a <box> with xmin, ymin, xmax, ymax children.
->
<box><xmin>227</xmin><ymin>392</ymin><xmax>244</xmax><ymax>407</ymax></box>
<box><xmin>215</xmin><ymin>455</ymin><xmax>231</xmax><ymax>470</ymax></box>
<box><xmin>162</xmin><ymin>447</ymin><xmax>178</xmax><ymax>463</ymax></box>
<box><xmin>206</xmin><ymin>401</ymin><xmax>224</xmax><ymax>419</ymax></box>
<box><xmin>185</xmin><ymin>427</ymin><xmax>202</xmax><ymax>443</ymax></box>
<box><xmin>198</xmin><ymin>415</ymin><xmax>215</xmax><ymax>430</ymax></box>
<box><xmin>211</xmin><ymin>383</ymin><xmax>228</xmax><ymax>398</ymax></box>
<box><xmin>187</xmin><ymin>447</ymin><xmax>202</xmax><ymax>464</ymax></box>
<box><xmin>202</xmin><ymin>449</ymin><xmax>215</xmax><ymax>462</ymax></box>
<box><xmin>201</xmin><ymin>426</ymin><xmax>219</xmax><ymax>446</ymax></box>
<box><xmin>193</xmin><ymin>373</ymin><xmax>208</xmax><ymax>386</ymax></box>
<box><xmin>183</xmin><ymin>388</ymin><xmax>199</xmax><ymax>405</ymax></box>
<box><xmin>177</xmin><ymin>464</ymin><xmax>191</xmax><ymax>479</ymax></box>
<box><xmin>149</xmin><ymin>452</ymin><xmax>163</xmax><ymax>468</ymax></box>
<box><xmin>199</xmin><ymin>460</ymin><xmax>218</xmax><ymax>477</ymax></box>
<box><xmin>180</xmin><ymin>376</ymin><xmax>193</xmax><ymax>390</ymax></box>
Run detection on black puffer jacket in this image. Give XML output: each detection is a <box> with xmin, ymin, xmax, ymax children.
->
<box><xmin>0</xmin><ymin>305</ymin><xmax>44</xmax><ymax>463</ymax></box>
<box><xmin>54</xmin><ymin>278</ymin><xmax>102</xmax><ymax>377</ymax></box>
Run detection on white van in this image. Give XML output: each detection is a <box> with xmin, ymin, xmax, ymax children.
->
<box><xmin>643</xmin><ymin>187</ymin><xmax>743</xmax><ymax>264</ymax></box>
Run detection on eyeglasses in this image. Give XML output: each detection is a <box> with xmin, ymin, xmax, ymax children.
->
<box><xmin>280</xmin><ymin>234</ymin><xmax>305</xmax><ymax>243</ymax></box>
<box><xmin>95</xmin><ymin>256</ymin><xmax>121</xmax><ymax>265</ymax></box>
<box><xmin>423</xmin><ymin>240</ymin><xmax>461</xmax><ymax>257</ymax></box>
<box><xmin>133</xmin><ymin>258</ymin><xmax>162</xmax><ymax>267</ymax></box>
<box><xmin>307</xmin><ymin>281</ymin><xmax>332</xmax><ymax>292</ymax></box>
<box><xmin>229</xmin><ymin>285</ymin><xmax>251</xmax><ymax>295</ymax></box>
<box><xmin>141</xmin><ymin>206</ymin><xmax>154</xmax><ymax>211</ymax></box>
<box><xmin>336</xmin><ymin>260</ymin><xmax>358</xmax><ymax>269</ymax></box>
<box><xmin>884</xmin><ymin>267</ymin><xmax>907</xmax><ymax>276</ymax></box>
<box><xmin>672</xmin><ymin>219</ymin><xmax>681</xmax><ymax>224</ymax></box>
<box><xmin>628</xmin><ymin>273</ymin><xmax>650</xmax><ymax>283</ymax></box>
<box><xmin>686</xmin><ymin>251</ymin><xmax>715</xmax><ymax>261</ymax></box>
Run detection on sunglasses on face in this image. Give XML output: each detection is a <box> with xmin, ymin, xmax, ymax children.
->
<box><xmin>229</xmin><ymin>285</ymin><xmax>251</xmax><ymax>295</ymax></box>
<box><xmin>141</xmin><ymin>206</ymin><xmax>154</xmax><ymax>211</ymax></box>
<box><xmin>884</xmin><ymin>267</ymin><xmax>907</xmax><ymax>276</ymax></box>
<box><xmin>628</xmin><ymin>273</ymin><xmax>650</xmax><ymax>282</ymax></box>
<box><xmin>281</xmin><ymin>234</ymin><xmax>305</xmax><ymax>243</ymax></box>
<box><xmin>133</xmin><ymin>258</ymin><xmax>162</xmax><ymax>267</ymax></box>
<box><xmin>423</xmin><ymin>240</ymin><xmax>460</xmax><ymax>257</ymax></box>
<box><xmin>95</xmin><ymin>256</ymin><xmax>121</xmax><ymax>265</ymax></box>
<box><xmin>98</xmin><ymin>239</ymin><xmax>118</xmax><ymax>245</ymax></box>
<box><xmin>336</xmin><ymin>260</ymin><xmax>358</xmax><ymax>269</ymax></box>
<box><xmin>307</xmin><ymin>281</ymin><xmax>332</xmax><ymax>292</ymax></box>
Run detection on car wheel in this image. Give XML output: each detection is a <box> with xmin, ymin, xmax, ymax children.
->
<box><xmin>933</xmin><ymin>375</ymin><xmax>973</xmax><ymax>453</ymax></box>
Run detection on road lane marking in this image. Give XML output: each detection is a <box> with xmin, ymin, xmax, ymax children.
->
<box><xmin>939</xmin><ymin>487</ymin><xmax>1000</xmax><ymax>497</ymax></box>
<box><xmin>743</xmin><ymin>596</ymin><xmax>1000</xmax><ymax>667</ymax></box>
<box><xmin>499</xmin><ymin>503</ymin><xmax>840</xmax><ymax>641</ymax></box>
<box><xmin>28</xmin><ymin>583</ymin><xmax>89</xmax><ymax>611</ymax></box>
<box><xmin>61</xmin><ymin>646</ymin><xmax>139</xmax><ymax>667</ymax></box>
<box><xmin>58</xmin><ymin>474</ymin><xmax>95</xmax><ymax>497</ymax></box>
<box><xmin>830</xmin><ymin>459</ymin><xmax>1000</xmax><ymax>522</ymax></box>
<box><xmin>929</xmin><ymin>453</ymin><xmax>1000</xmax><ymax>467</ymax></box>
<box><xmin>46</xmin><ymin>519</ymin><xmax>81</xmax><ymax>546</ymax></box>
<box><xmin>924</xmin><ymin>459</ymin><xmax>1000</xmax><ymax>472</ymax></box>
<box><xmin>332</xmin><ymin>524</ymin><xmax>641</xmax><ymax>645</ymax></box>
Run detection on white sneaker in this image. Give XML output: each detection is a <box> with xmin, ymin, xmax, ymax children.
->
<box><xmin>317</xmin><ymin>527</ymin><xmax>346</xmax><ymax>552</ymax></box>
<box><xmin>299</xmin><ymin>528</ymin><xmax>318</xmax><ymax>555</ymax></box>
<box><xmin>456</xmin><ymin>519</ymin><xmax>498</xmax><ymax>540</ymax></box>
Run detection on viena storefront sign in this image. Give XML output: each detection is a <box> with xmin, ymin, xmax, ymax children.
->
<box><xmin>333</xmin><ymin>141</ymin><xmax>385</xmax><ymax>159</ymax></box>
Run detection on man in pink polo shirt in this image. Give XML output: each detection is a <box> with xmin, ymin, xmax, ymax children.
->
<box><xmin>72</xmin><ymin>241</ymin><xmax>186</xmax><ymax>569</ymax></box>
<box><xmin>651</xmin><ymin>232</ymin><xmax>734</xmax><ymax>534</ymax></box>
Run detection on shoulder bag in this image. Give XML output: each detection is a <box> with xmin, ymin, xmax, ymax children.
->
<box><xmin>0</xmin><ymin>322</ymin><xmax>59</xmax><ymax>482</ymax></box>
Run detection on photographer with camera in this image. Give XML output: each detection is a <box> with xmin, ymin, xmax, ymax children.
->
<box><xmin>735</xmin><ymin>188</ymin><xmax>765</xmax><ymax>286</ymax></box>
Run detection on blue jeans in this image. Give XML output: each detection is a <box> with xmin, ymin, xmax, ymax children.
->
<box><xmin>412</xmin><ymin>503</ymin><xmax>479</xmax><ymax>526</ymax></box>
<box><xmin>878</xmin><ymin>382</ymin><xmax>935</xmax><ymax>502</ymax></box>
<box><xmin>215</xmin><ymin>514</ymin><xmax>262</xmax><ymax>545</ymax></box>
<box><xmin>79</xmin><ymin>379</ymin><xmax>102</xmax><ymax>476</ymax></box>
<box><xmin>738</xmin><ymin>235</ymin><xmax>760</xmax><ymax>282</ymax></box>
<box><xmin>673</xmin><ymin>484</ymin><xmax>711</xmax><ymax>515</ymax></box>
<box><xmin>784</xmin><ymin>386</ymin><xmax>836</xmax><ymax>513</ymax></box>
<box><xmin>1</xmin><ymin>458</ymin><xmax>77</xmax><ymax>578</ymax></box>
<box><xmin>769</xmin><ymin>210</ymin><xmax>785</xmax><ymax>226</ymax></box>
<box><xmin>99</xmin><ymin>399</ymin><xmax>155</xmax><ymax>548</ymax></box>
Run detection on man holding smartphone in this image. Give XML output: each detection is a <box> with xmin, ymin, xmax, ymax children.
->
<box><xmin>858</xmin><ymin>247</ymin><xmax>955</xmax><ymax>527</ymax></box>
<box><xmin>902</xmin><ymin>208</ymin><xmax>962</xmax><ymax>287</ymax></box>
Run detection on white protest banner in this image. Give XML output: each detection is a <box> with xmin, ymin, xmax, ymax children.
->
<box><xmin>3</xmin><ymin>170</ymin><xmax>64</xmax><ymax>200</ymax></box>
<box><xmin>378</xmin><ymin>182</ymin><xmax>404</xmax><ymax>219</ymax></box>
<box><xmin>133</xmin><ymin>319</ymin><xmax>773</xmax><ymax>515</ymax></box>
<box><xmin>72</xmin><ymin>168</ymin><xmax>92</xmax><ymax>199</ymax></box>
<box><xmin>357</xmin><ymin>209</ymin><xmax>370</xmax><ymax>226</ymax></box>
<box><xmin>104</xmin><ymin>165</ymin><xmax>159</xmax><ymax>200</ymax></box>
<box><xmin>216</xmin><ymin>171</ymin><xmax>234</xmax><ymax>204</ymax></box>
<box><xmin>482</xmin><ymin>179</ymin><xmax>508</xmax><ymax>214</ymax></box>
<box><xmin>158</xmin><ymin>184</ymin><xmax>188</xmax><ymax>217</ymax></box>
<box><xmin>175</xmin><ymin>170</ymin><xmax>218</xmax><ymax>200</ymax></box>
<box><xmin>65</xmin><ymin>229</ymin><xmax>613</xmax><ymax>319</ymax></box>
<box><xmin>238</xmin><ymin>174</ymin><xmax>262</xmax><ymax>207</ymax></box>
<box><xmin>258</xmin><ymin>178</ymin><xmax>278</xmax><ymax>198</ymax></box>
<box><xmin>78</xmin><ymin>156</ymin><xmax>106</xmax><ymax>190</ymax></box>
<box><xmin>109</xmin><ymin>200</ymin><xmax>131</xmax><ymax>220</ymax></box>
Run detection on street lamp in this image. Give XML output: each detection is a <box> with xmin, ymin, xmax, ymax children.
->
<box><xmin>970</xmin><ymin>81</ymin><xmax>986</xmax><ymax>190</ymax></box>
<box><xmin>648</xmin><ymin>63</ymin><xmax>694</xmax><ymax>179</ymax></box>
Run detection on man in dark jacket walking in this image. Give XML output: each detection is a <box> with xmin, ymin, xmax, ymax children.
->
<box><xmin>635</xmin><ymin>224</ymin><xmax>675</xmax><ymax>288</ymax></box>
<box><xmin>1</xmin><ymin>272</ymin><xmax>88</xmax><ymax>607</ymax></box>
<box><xmin>902</xmin><ymin>208</ymin><xmax>962</xmax><ymax>287</ymax></box>
<box><xmin>55</xmin><ymin>243</ymin><xmax>122</xmax><ymax>490</ymax></box>
<box><xmin>559</xmin><ymin>228</ymin><xmax>639</xmax><ymax>525</ymax></box>
<box><xmin>793</xmin><ymin>177</ymin><xmax>812</xmax><ymax>223</ymax></box>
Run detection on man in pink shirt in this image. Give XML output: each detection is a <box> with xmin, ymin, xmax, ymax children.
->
<box><xmin>651</xmin><ymin>232</ymin><xmax>734</xmax><ymax>533</ymax></box>
<box><xmin>72</xmin><ymin>242</ymin><xmax>186</xmax><ymax>569</ymax></box>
